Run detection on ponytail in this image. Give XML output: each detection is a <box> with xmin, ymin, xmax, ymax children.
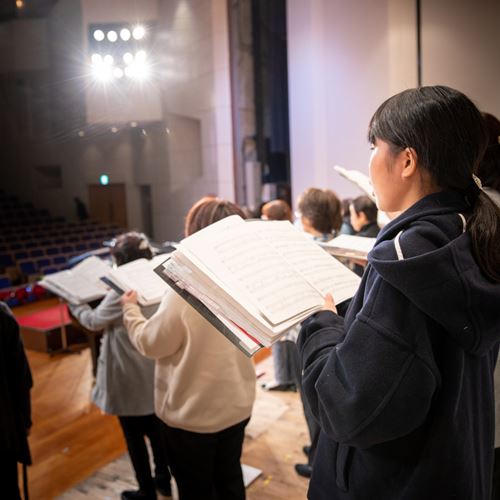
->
<box><xmin>468</xmin><ymin>189</ymin><xmax>500</xmax><ymax>283</ymax></box>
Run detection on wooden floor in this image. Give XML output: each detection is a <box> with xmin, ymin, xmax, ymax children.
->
<box><xmin>25</xmin><ymin>349</ymin><xmax>126</xmax><ymax>499</ymax></box>
<box><xmin>15</xmin><ymin>300</ymin><xmax>310</xmax><ymax>500</ymax></box>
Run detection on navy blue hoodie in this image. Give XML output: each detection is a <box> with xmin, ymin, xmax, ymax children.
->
<box><xmin>298</xmin><ymin>191</ymin><xmax>500</xmax><ymax>499</ymax></box>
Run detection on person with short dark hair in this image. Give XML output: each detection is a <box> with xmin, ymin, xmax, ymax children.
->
<box><xmin>0</xmin><ymin>302</ymin><xmax>32</xmax><ymax>500</ymax></box>
<box><xmin>122</xmin><ymin>198</ymin><xmax>256</xmax><ymax>500</ymax></box>
<box><xmin>261</xmin><ymin>199</ymin><xmax>293</xmax><ymax>222</ymax></box>
<box><xmin>299</xmin><ymin>86</ymin><xmax>500</xmax><ymax>499</ymax></box>
<box><xmin>348</xmin><ymin>195</ymin><xmax>381</xmax><ymax>277</ymax></box>
<box><xmin>298</xmin><ymin>188</ymin><xmax>342</xmax><ymax>240</ymax></box>
<box><xmin>293</xmin><ymin>187</ymin><xmax>343</xmax><ymax>479</ymax></box>
<box><xmin>69</xmin><ymin>232</ymin><xmax>172</xmax><ymax>500</ymax></box>
<box><xmin>349</xmin><ymin>195</ymin><xmax>379</xmax><ymax>237</ymax></box>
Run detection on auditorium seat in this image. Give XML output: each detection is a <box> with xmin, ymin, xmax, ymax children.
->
<box><xmin>36</xmin><ymin>258</ymin><xmax>51</xmax><ymax>269</ymax></box>
<box><xmin>40</xmin><ymin>266</ymin><xmax>58</xmax><ymax>275</ymax></box>
<box><xmin>18</xmin><ymin>260</ymin><xmax>38</xmax><ymax>276</ymax></box>
<box><xmin>30</xmin><ymin>249</ymin><xmax>45</xmax><ymax>258</ymax></box>
<box><xmin>0</xmin><ymin>254</ymin><xmax>14</xmax><ymax>268</ymax></box>
<box><xmin>46</xmin><ymin>247</ymin><xmax>60</xmax><ymax>256</ymax></box>
<box><xmin>53</xmin><ymin>256</ymin><xmax>67</xmax><ymax>266</ymax></box>
<box><xmin>0</xmin><ymin>274</ymin><xmax>12</xmax><ymax>289</ymax></box>
<box><xmin>61</xmin><ymin>244</ymin><xmax>74</xmax><ymax>254</ymax></box>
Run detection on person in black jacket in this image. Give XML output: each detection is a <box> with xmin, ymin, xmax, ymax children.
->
<box><xmin>348</xmin><ymin>196</ymin><xmax>381</xmax><ymax>277</ymax></box>
<box><xmin>298</xmin><ymin>86</ymin><xmax>500</xmax><ymax>500</ymax></box>
<box><xmin>0</xmin><ymin>302</ymin><xmax>33</xmax><ymax>500</ymax></box>
<box><xmin>349</xmin><ymin>196</ymin><xmax>380</xmax><ymax>238</ymax></box>
<box><xmin>476</xmin><ymin>112</ymin><xmax>500</xmax><ymax>500</ymax></box>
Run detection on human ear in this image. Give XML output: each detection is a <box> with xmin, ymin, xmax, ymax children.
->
<box><xmin>401</xmin><ymin>147</ymin><xmax>418</xmax><ymax>179</ymax></box>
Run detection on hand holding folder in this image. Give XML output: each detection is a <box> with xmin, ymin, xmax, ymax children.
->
<box><xmin>154</xmin><ymin>216</ymin><xmax>361</xmax><ymax>356</ymax></box>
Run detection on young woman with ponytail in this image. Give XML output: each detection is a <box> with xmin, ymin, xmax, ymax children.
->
<box><xmin>298</xmin><ymin>86</ymin><xmax>500</xmax><ymax>500</ymax></box>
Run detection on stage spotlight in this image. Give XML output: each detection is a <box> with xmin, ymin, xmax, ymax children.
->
<box><xmin>133</xmin><ymin>63</ymin><xmax>150</xmax><ymax>81</ymax></box>
<box><xmin>103</xmin><ymin>54</ymin><xmax>114</xmax><ymax>65</ymax></box>
<box><xmin>91</xmin><ymin>53</ymin><xmax>102</xmax><ymax>64</ymax></box>
<box><xmin>92</xmin><ymin>63</ymin><xmax>112</xmax><ymax>82</ymax></box>
<box><xmin>132</xmin><ymin>26</ymin><xmax>146</xmax><ymax>40</ymax></box>
<box><xmin>93</xmin><ymin>29</ymin><xmax>105</xmax><ymax>41</ymax></box>
<box><xmin>107</xmin><ymin>30</ymin><xmax>118</xmax><ymax>42</ymax></box>
<box><xmin>123</xmin><ymin>52</ymin><xmax>134</xmax><ymax>65</ymax></box>
<box><xmin>120</xmin><ymin>28</ymin><xmax>131</xmax><ymax>41</ymax></box>
<box><xmin>113</xmin><ymin>67</ymin><xmax>124</xmax><ymax>79</ymax></box>
<box><xmin>124</xmin><ymin>62</ymin><xmax>151</xmax><ymax>81</ymax></box>
<box><xmin>135</xmin><ymin>50</ymin><xmax>146</xmax><ymax>62</ymax></box>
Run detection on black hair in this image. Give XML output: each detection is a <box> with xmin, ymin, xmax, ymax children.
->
<box><xmin>341</xmin><ymin>198</ymin><xmax>353</xmax><ymax>217</ymax></box>
<box><xmin>110</xmin><ymin>231</ymin><xmax>153</xmax><ymax>266</ymax></box>
<box><xmin>475</xmin><ymin>112</ymin><xmax>500</xmax><ymax>192</ymax></box>
<box><xmin>368</xmin><ymin>85</ymin><xmax>500</xmax><ymax>282</ymax></box>
<box><xmin>351</xmin><ymin>196</ymin><xmax>378</xmax><ymax>224</ymax></box>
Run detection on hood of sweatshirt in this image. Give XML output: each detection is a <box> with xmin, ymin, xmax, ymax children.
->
<box><xmin>368</xmin><ymin>191</ymin><xmax>500</xmax><ymax>356</ymax></box>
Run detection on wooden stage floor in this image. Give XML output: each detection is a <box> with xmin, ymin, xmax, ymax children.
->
<box><xmin>15</xmin><ymin>300</ymin><xmax>309</xmax><ymax>499</ymax></box>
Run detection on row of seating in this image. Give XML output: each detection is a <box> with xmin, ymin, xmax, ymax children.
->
<box><xmin>0</xmin><ymin>190</ymin><xmax>122</xmax><ymax>302</ymax></box>
<box><xmin>0</xmin><ymin>233</ymin><xmax>114</xmax><ymax>249</ymax></box>
<box><xmin>1</xmin><ymin>222</ymin><xmax>110</xmax><ymax>239</ymax></box>
<box><xmin>1</xmin><ymin>241</ymin><xmax>106</xmax><ymax>267</ymax></box>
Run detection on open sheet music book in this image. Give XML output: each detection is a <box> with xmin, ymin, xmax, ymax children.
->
<box><xmin>319</xmin><ymin>234</ymin><xmax>376</xmax><ymax>261</ymax></box>
<box><xmin>333</xmin><ymin>165</ymin><xmax>375</xmax><ymax>202</ymax></box>
<box><xmin>101</xmin><ymin>254</ymin><xmax>172</xmax><ymax>306</ymax></box>
<box><xmin>154</xmin><ymin>216</ymin><xmax>361</xmax><ymax>356</ymax></box>
<box><xmin>39</xmin><ymin>256</ymin><xmax>111</xmax><ymax>305</ymax></box>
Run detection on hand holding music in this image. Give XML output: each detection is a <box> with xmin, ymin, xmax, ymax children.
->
<box><xmin>322</xmin><ymin>293</ymin><xmax>337</xmax><ymax>314</ymax></box>
<box><xmin>121</xmin><ymin>290</ymin><xmax>138</xmax><ymax>306</ymax></box>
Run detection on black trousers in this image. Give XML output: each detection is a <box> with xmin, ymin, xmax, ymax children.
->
<box><xmin>493</xmin><ymin>447</ymin><xmax>500</xmax><ymax>500</ymax></box>
<box><xmin>118</xmin><ymin>414</ymin><xmax>171</xmax><ymax>492</ymax></box>
<box><xmin>0</xmin><ymin>456</ymin><xmax>21</xmax><ymax>500</ymax></box>
<box><xmin>163</xmin><ymin>418</ymin><xmax>250</xmax><ymax>500</ymax></box>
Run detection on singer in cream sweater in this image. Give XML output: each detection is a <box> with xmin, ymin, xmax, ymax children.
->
<box><xmin>122</xmin><ymin>290</ymin><xmax>256</xmax><ymax>433</ymax></box>
<box><xmin>122</xmin><ymin>196</ymin><xmax>256</xmax><ymax>500</ymax></box>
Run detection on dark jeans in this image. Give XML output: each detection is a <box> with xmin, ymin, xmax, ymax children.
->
<box><xmin>118</xmin><ymin>414</ymin><xmax>171</xmax><ymax>492</ymax></box>
<box><xmin>289</xmin><ymin>340</ymin><xmax>320</xmax><ymax>466</ymax></box>
<box><xmin>272</xmin><ymin>340</ymin><xmax>298</xmax><ymax>385</ymax></box>
<box><xmin>163</xmin><ymin>418</ymin><xmax>250</xmax><ymax>500</ymax></box>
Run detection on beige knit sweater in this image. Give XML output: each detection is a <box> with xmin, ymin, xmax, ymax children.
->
<box><xmin>123</xmin><ymin>289</ymin><xmax>256</xmax><ymax>433</ymax></box>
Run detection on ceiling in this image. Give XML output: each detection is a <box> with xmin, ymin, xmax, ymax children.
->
<box><xmin>0</xmin><ymin>0</ymin><xmax>58</xmax><ymax>22</ymax></box>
